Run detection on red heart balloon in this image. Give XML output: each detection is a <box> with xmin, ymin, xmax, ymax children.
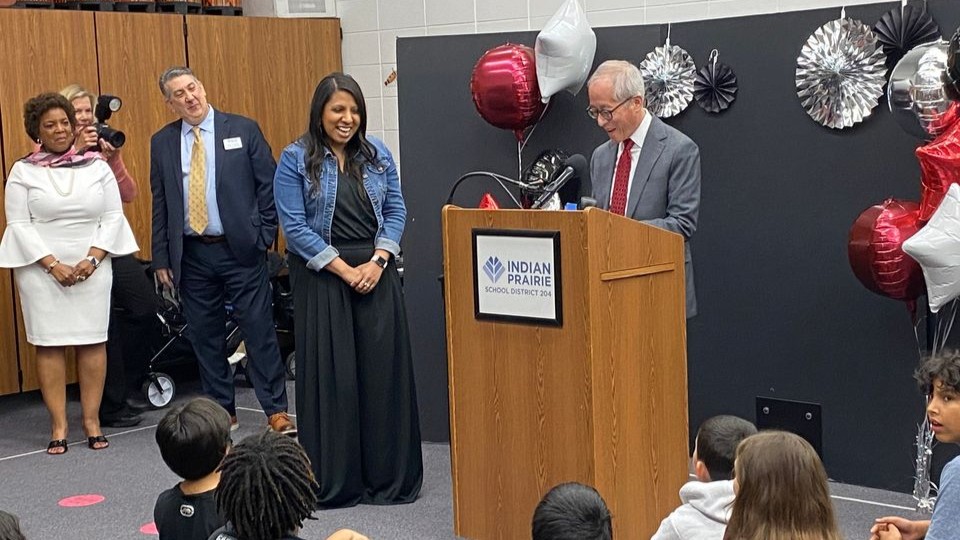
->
<box><xmin>917</xmin><ymin>107</ymin><xmax>960</xmax><ymax>221</ymax></box>
<box><xmin>848</xmin><ymin>199</ymin><xmax>925</xmax><ymax>303</ymax></box>
<box><xmin>470</xmin><ymin>43</ymin><xmax>546</xmax><ymax>141</ymax></box>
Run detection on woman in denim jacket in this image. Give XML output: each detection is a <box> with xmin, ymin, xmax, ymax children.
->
<box><xmin>274</xmin><ymin>73</ymin><xmax>422</xmax><ymax>508</ymax></box>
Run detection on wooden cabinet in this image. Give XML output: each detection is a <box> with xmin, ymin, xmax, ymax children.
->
<box><xmin>0</xmin><ymin>10</ymin><xmax>341</xmax><ymax>394</ymax></box>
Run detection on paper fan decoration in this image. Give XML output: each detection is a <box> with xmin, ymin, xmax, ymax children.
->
<box><xmin>874</xmin><ymin>4</ymin><xmax>940</xmax><ymax>70</ymax></box>
<box><xmin>796</xmin><ymin>17</ymin><xmax>887</xmax><ymax>129</ymax></box>
<box><xmin>639</xmin><ymin>39</ymin><xmax>696</xmax><ymax>118</ymax></box>
<box><xmin>693</xmin><ymin>49</ymin><xmax>737</xmax><ymax>113</ymax></box>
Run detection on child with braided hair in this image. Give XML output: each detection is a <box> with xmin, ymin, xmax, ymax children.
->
<box><xmin>208</xmin><ymin>430</ymin><xmax>367</xmax><ymax>540</ymax></box>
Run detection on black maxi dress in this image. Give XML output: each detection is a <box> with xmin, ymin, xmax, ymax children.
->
<box><xmin>288</xmin><ymin>169</ymin><xmax>423</xmax><ymax>509</ymax></box>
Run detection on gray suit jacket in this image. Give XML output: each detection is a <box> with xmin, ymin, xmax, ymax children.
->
<box><xmin>590</xmin><ymin>114</ymin><xmax>701</xmax><ymax>317</ymax></box>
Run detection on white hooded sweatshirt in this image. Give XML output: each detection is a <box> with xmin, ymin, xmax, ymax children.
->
<box><xmin>651</xmin><ymin>480</ymin><xmax>734</xmax><ymax>540</ymax></box>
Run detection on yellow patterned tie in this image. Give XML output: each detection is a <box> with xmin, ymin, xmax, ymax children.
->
<box><xmin>188</xmin><ymin>126</ymin><xmax>208</xmax><ymax>234</ymax></box>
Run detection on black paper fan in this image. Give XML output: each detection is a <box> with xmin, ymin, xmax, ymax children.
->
<box><xmin>946</xmin><ymin>27</ymin><xmax>960</xmax><ymax>101</ymax></box>
<box><xmin>693</xmin><ymin>50</ymin><xmax>737</xmax><ymax>113</ymax></box>
<box><xmin>874</xmin><ymin>4</ymin><xmax>940</xmax><ymax>69</ymax></box>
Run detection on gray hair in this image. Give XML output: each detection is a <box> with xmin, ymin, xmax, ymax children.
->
<box><xmin>587</xmin><ymin>60</ymin><xmax>645</xmax><ymax>102</ymax></box>
<box><xmin>158</xmin><ymin>66</ymin><xmax>198</xmax><ymax>98</ymax></box>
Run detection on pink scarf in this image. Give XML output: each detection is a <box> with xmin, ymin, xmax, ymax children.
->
<box><xmin>23</xmin><ymin>145</ymin><xmax>100</xmax><ymax>168</ymax></box>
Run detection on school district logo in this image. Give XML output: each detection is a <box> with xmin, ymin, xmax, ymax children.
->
<box><xmin>483</xmin><ymin>256</ymin><xmax>505</xmax><ymax>283</ymax></box>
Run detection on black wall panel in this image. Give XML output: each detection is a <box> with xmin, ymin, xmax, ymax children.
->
<box><xmin>397</xmin><ymin>2</ymin><xmax>960</xmax><ymax>491</ymax></box>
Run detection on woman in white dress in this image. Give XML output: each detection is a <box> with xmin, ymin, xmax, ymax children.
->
<box><xmin>0</xmin><ymin>93</ymin><xmax>138</xmax><ymax>454</ymax></box>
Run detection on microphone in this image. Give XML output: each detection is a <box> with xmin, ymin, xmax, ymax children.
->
<box><xmin>531</xmin><ymin>154</ymin><xmax>589</xmax><ymax>209</ymax></box>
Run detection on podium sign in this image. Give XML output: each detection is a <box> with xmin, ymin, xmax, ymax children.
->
<box><xmin>472</xmin><ymin>228</ymin><xmax>562</xmax><ymax>326</ymax></box>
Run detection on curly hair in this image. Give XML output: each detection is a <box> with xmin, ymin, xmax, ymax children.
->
<box><xmin>215</xmin><ymin>430</ymin><xmax>317</xmax><ymax>540</ymax></box>
<box><xmin>23</xmin><ymin>93</ymin><xmax>75</xmax><ymax>142</ymax></box>
<box><xmin>916</xmin><ymin>349</ymin><xmax>960</xmax><ymax>394</ymax></box>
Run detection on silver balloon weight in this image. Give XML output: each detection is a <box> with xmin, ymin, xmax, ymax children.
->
<box><xmin>796</xmin><ymin>17</ymin><xmax>888</xmax><ymax>129</ymax></box>
<box><xmin>888</xmin><ymin>41</ymin><xmax>958</xmax><ymax>140</ymax></box>
<box><xmin>639</xmin><ymin>42</ymin><xmax>696</xmax><ymax>118</ymax></box>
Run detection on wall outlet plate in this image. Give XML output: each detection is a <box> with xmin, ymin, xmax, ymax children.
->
<box><xmin>755</xmin><ymin>396</ymin><xmax>823</xmax><ymax>457</ymax></box>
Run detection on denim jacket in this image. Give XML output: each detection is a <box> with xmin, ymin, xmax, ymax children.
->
<box><xmin>274</xmin><ymin>136</ymin><xmax>406</xmax><ymax>271</ymax></box>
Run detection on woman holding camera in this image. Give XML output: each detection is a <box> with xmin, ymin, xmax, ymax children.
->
<box><xmin>61</xmin><ymin>84</ymin><xmax>156</xmax><ymax>428</ymax></box>
<box><xmin>0</xmin><ymin>93</ymin><xmax>138</xmax><ymax>454</ymax></box>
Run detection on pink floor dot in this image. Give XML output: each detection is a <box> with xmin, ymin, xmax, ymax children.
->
<box><xmin>140</xmin><ymin>522</ymin><xmax>159</xmax><ymax>535</ymax></box>
<box><xmin>58</xmin><ymin>494</ymin><xmax>105</xmax><ymax>507</ymax></box>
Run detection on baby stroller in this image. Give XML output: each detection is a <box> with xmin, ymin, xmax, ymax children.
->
<box><xmin>140</xmin><ymin>286</ymin><xmax>243</xmax><ymax>408</ymax></box>
<box><xmin>140</xmin><ymin>253</ymin><xmax>296</xmax><ymax>408</ymax></box>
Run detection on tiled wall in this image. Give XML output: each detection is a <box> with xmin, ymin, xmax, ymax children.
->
<box><xmin>336</xmin><ymin>0</ymin><xmax>884</xmax><ymax>162</ymax></box>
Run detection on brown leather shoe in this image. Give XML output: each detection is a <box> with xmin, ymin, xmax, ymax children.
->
<box><xmin>268</xmin><ymin>412</ymin><xmax>297</xmax><ymax>436</ymax></box>
<box><xmin>230</xmin><ymin>415</ymin><xmax>239</xmax><ymax>432</ymax></box>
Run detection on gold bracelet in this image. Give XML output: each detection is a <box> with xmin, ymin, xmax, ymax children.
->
<box><xmin>44</xmin><ymin>259</ymin><xmax>60</xmax><ymax>274</ymax></box>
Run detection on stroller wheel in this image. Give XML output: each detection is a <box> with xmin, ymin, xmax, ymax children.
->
<box><xmin>285</xmin><ymin>351</ymin><xmax>296</xmax><ymax>381</ymax></box>
<box><xmin>142</xmin><ymin>373</ymin><xmax>176</xmax><ymax>408</ymax></box>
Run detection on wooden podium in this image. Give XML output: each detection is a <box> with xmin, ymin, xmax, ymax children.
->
<box><xmin>442</xmin><ymin>206</ymin><xmax>690</xmax><ymax>540</ymax></box>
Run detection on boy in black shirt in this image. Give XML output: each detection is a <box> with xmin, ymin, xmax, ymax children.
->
<box><xmin>154</xmin><ymin>397</ymin><xmax>231</xmax><ymax>540</ymax></box>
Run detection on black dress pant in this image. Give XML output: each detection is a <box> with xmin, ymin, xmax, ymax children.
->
<box><xmin>101</xmin><ymin>255</ymin><xmax>158</xmax><ymax>418</ymax></box>
<box><xmin>179</xmin><ymin>239</ymin><xmax>288</xmax><ymax>416</ymax></box>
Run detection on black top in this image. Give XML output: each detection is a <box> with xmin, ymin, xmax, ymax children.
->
<box><xmin>154</xmin><ymin>484</ymin><xmax>224</xmax><ymax>540</ymax></box>
<box><xmin>330</xmin><ymin>168</ymin><xmax>377</xmax><ymax>243</ymax></box>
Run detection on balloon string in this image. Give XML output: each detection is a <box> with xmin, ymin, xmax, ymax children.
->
<box><xmin>933</xmin><ymin>299</ymin><xmax>958</xmax><ymax>356</ymax></box>
<box><xmin>518</xmin><ymin>105</ymin><xmax>550</xmax><ymax>176</ymax></box>
<box><xmin>912</xmin><ymin>308</ymin><xmax>927</xmax><ymax>360</ymax></box>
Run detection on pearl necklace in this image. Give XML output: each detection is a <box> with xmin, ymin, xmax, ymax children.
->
<box><xmin>46</xmin><ymin>168</ymin><xmax>76</xmax><ymax>197</ymax></box>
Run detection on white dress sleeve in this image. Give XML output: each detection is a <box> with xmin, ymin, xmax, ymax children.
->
<box><xmin>90</xmin><ymin>160</ymin><xmax>139</xmax><ymax>256</ymax></box>
<box><xmin>0</xmin><ymin>162</ymin><xmax>53</xmax><ymax>268</ymax></box>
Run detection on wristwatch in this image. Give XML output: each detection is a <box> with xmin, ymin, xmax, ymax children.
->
<box><xmin>371</xmin><ymin>254</ymin><xmax>389</xmax><ymax>269</ymax></box>
<box><xmin>87</xmin><ymin>256</ymin><xmax>101</xmax><ymax>269</ymax></box>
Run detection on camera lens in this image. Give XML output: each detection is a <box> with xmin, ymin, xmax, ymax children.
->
<box><xmin>97</xmin><ymin>124</ymin><xmax>126</xmax><ymax>148</ymax></box>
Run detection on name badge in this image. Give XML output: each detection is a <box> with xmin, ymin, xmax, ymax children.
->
<box><xmin>223</xmin><ymin>137</ymin><xmax>243</xmax><ymax>150</ymax></box>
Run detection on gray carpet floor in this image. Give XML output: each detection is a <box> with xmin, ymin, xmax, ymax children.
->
<box><xmin>0</xmin><ymin>376</ymin><xmax>930</xmax><ymax>539</ymax></box>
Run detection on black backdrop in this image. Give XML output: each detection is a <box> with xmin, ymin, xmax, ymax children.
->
<box><xmin>396</xmin><ymin>1</ymin><xmax>960</xmax><ymax>491</ymax></box>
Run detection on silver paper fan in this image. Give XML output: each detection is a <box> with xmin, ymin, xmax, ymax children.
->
<box><xmin>639</xmin><ymin>43</ymin><xmax>696</xmax><ymax>118</ymax></box>
<box><xmin>693</xmin><ymin>50</ymin><xmax>738</xmax><ymax>113</ymax></box>
<box><xmin>796</xmin><ymin>18</ymin><xmax>888</xmax><ymax>129</ymax></box>
<box><xmin>874</xmin><ymin>4</ymin><xmax>940</xmax><ymax>69</ymax></box>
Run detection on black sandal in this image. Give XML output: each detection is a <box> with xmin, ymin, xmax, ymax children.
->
<box><xmin>87</xmin><ymin>435</ymin><xmax>109</xmax><ymax>450</ymax></box>
<box><xmin>47</xmin><ymin>439</ymin><xmax>68</xmax><ymax>455</ymax></box>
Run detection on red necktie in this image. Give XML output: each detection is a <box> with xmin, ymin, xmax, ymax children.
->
<box><xmin>610</xmin><ymin>138</ymin><xmax>634</xmax><ymax>216</ymax></box>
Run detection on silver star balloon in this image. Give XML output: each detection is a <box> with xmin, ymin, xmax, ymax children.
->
<box><xmin>639</xmin><ymin>41</ymin><xmax>696</xmax><ymax>118</ymax></box>
<box><xmin>796</xmin><ymin>17</ymin><xmax>888</xmax><ymax>129</ymax></box>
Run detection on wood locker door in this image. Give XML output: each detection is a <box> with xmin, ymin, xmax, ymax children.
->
<box><xmin>185</xmin><ymin>16</ymin><xmax>342</xmax><ymax>253</ymax></box>
<box><xmin>0</xmin><ymin>10</ymin><xmax>99</xmax><ymax>391</ymax></box>
<box><xmin>95</xmin><ymin>11</ymin><xmax>188</xmax><ymax>258</ymax></box>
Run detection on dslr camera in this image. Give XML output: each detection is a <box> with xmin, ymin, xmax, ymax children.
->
<box><xmin>94</xmin><ymin>95</ymin><xmax>126</xmax><ymax>148</ymax></box>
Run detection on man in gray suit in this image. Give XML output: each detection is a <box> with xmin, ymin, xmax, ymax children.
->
<box><xmin>587</xmin><ymin>60</ymin><xmax>701</xmax><ymax>317</ymax></box>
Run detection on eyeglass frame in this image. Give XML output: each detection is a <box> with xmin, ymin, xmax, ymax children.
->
<box><xmin>586</xmin><ymin>95</ymin><xmax>640</xmax><ymax>121</ymax></box>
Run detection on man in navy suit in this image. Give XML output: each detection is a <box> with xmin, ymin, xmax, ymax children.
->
<box><xmin>587</xmin><ymin>60</ymin><xmax>701</xmax><ymax>318</ymax></box>
<box><xmin>150</xmin><ymin>66</ymin><xmax>294</xmax><ymax>434</ymax></box>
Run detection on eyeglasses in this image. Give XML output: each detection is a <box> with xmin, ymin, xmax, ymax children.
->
<box><xmin>586</xmin><ymin>96</ymin><xmax>637</xmax><ymax>121</ymax></box>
